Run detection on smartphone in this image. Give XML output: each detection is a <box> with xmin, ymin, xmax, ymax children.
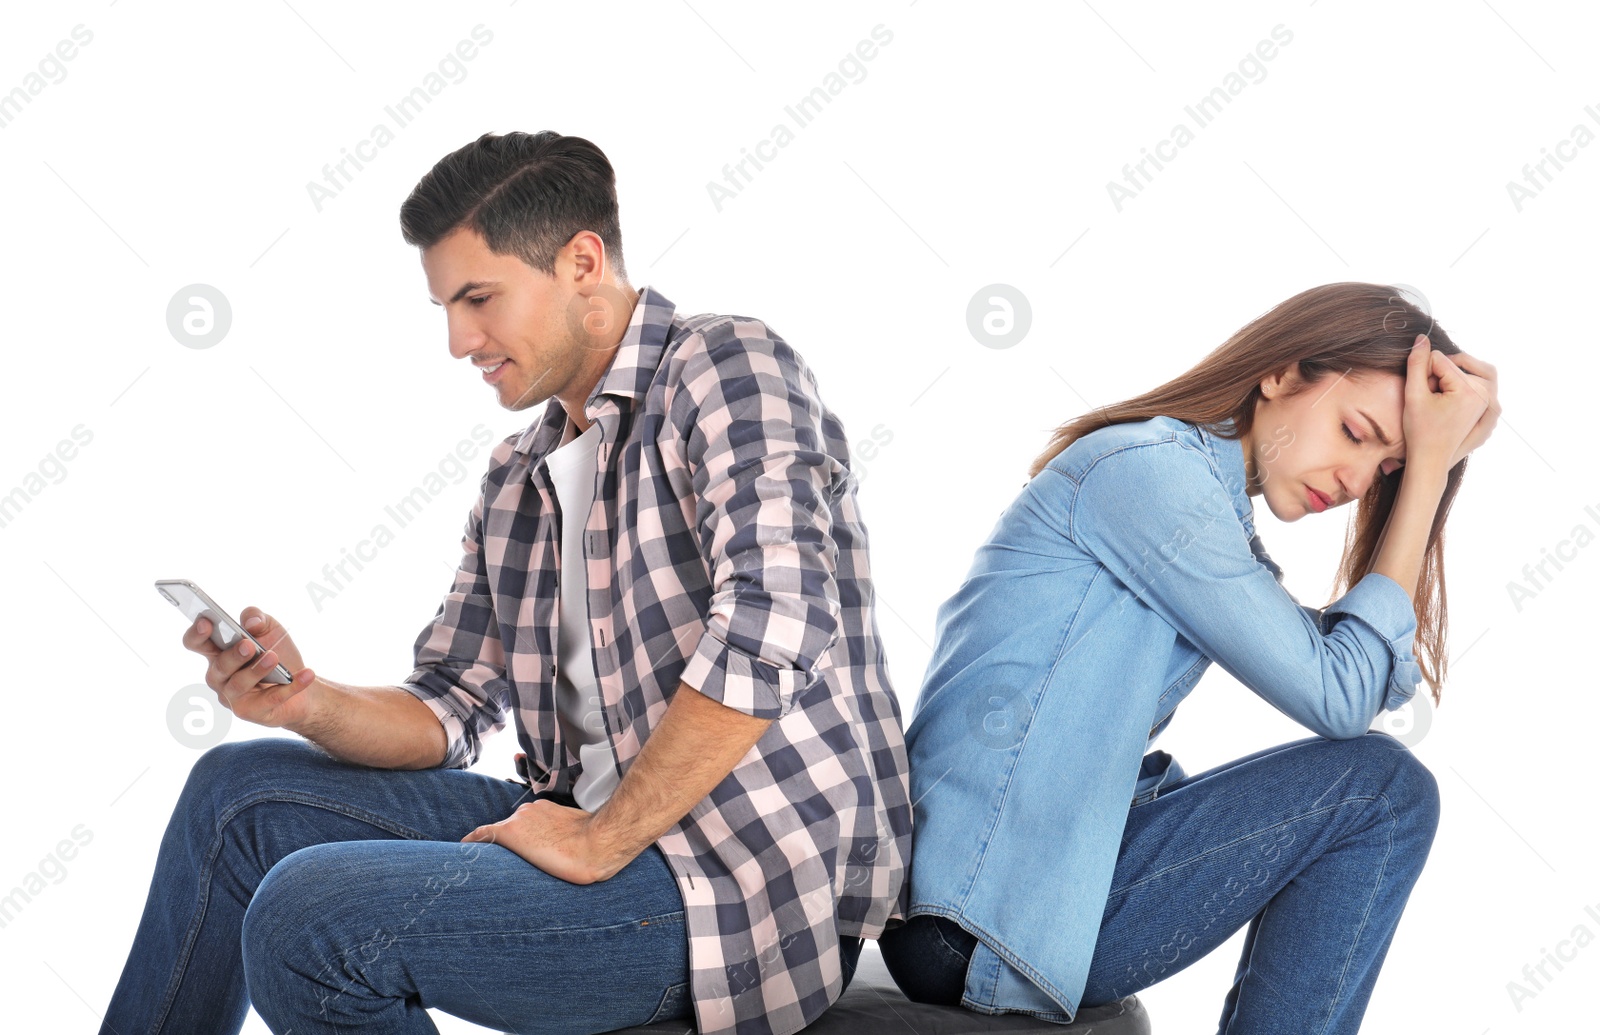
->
<box><xmin>154</xmin><ymin>579</ymin><xmax>294</xmax><ymax>684</ymax></box>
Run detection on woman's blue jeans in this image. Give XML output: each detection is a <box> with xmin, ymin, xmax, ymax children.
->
<box><xmin>879</xmin><ymin>731</ymin><xmax>1440</xmax><ymax>1034</ymax></box>
<box><xmin>99</xmin><ymin>737</ymin><xmax>867</xmax><ymax>1034</ymax></box>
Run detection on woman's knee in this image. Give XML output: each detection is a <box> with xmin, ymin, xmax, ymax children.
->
<box><xmin>1346</xmin><ymin>731</ymin><xmax>1441</xmax><ymax>837</ymax></box>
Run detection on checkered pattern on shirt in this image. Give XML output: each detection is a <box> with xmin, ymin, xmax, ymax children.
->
<box><xmin>399</xmin><ymin>285</ymin><xmax>913</xmax><ymax>1035</ymax></box>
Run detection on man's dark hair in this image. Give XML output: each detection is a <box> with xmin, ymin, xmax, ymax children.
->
<box><xmin>400</xmin><ymin>130</ymin><xmax>628</xmax><ymax>282</ymax></box>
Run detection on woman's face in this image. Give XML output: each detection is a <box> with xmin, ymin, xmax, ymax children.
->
<box><xmin>1244</xmin><ymin>365</ymin><xmax>1408</xmax><ymax>521</ymax></box>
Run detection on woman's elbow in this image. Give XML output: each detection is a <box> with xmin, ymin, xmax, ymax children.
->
<box><xmin>1309</xmin><ymin>705</ymin><xmax>1379</xmax><ymax>741</ymax></box>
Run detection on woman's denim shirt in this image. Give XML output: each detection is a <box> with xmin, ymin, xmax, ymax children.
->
<box><xmin>900</xmin><ymin>415</ymin><xmax>1423</xmax><ymax>1021</ymax></box>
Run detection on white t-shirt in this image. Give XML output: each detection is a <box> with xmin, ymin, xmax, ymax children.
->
<box><xmin>538</xmin><ymin>416</ymin><xmax>621</xmax><ymax>812</ymax></box>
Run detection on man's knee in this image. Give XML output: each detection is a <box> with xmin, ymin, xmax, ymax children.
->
<box><xmin>241</xmin><ymin>844</ymin><xmax>348</xmax><ymax>996</ymax></box>
<box><xmin>183</xmin><ymin>738</ymin><xmax>327</xmax><ymax>811</ymax></box>
<box><xmin>168</xmin><ymin>739</ymin><xmax>337</xmax><ymax>867</ymax></box>
<box><xmin>242</xmin><ymin>841</ymin><xmax>414</xmax><ymax>1020</ymax></box>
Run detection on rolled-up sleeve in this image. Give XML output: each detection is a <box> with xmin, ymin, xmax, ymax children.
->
<box><xmin>1064</xmin><ymin>441</ymin><xmax>1423</xmax><ymax>740</ymax></box>
<box><xmin>398</xmin><ymin>462</ymin><xmax>510</xmax><ymax>769</ymax></box>
<box><xmin>669</xmin><ymin>319</ymin><xmax>844</xmax><ymax>720</ymax></box>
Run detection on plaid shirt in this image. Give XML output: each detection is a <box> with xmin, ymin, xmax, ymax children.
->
<box><xmin>399</xmin><ymin>285</ymin><xmax>913</xmax><ymax>1035</ymax></box>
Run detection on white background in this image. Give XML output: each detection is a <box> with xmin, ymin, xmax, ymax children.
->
<box><xmin>0</xmin><ymin>1</ymin><xmax>1592</xmax><ymax>1031</ymax></box>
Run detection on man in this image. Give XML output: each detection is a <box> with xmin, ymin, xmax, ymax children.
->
<box><xmin>101</xmin><ymin>130</ymin><xmax>912</xmax><ymax>1035</ymax></box>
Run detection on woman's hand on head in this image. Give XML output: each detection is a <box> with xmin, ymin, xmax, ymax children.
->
<box><xmin>1402</xmin><ymin>335</ymin><xmax>1498</xmax><ymax>470</ymax></box>
<box><xmin>1439</xmin><ymin>349</ymin><xmax>1499</xmax><ymax>467</ymax></box>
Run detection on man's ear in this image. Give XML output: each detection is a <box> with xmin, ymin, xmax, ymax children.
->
<box><xmin>560</xmin><ymin>230</ymin><xmax>607</xmax><ymax>287</ymax></box>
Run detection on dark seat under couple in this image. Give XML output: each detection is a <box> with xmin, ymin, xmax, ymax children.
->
<box><xmin>611</xmin><ymin>938</ymin><xmax>1151</xmax><ymax>1034</ymax></box>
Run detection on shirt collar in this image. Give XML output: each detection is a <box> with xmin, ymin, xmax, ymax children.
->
<box><xmin>1192</xmin><ymin>416</ymin><xmax>1255</xmax><ymax>533</ymax></box>
<box><xmin>512</xmin><ymin>284</ymin><xmax>677</xmax><ymax>458</ymax></box>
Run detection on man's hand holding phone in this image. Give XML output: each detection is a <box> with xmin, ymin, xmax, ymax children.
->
<box><xmin>185</xmin><ymin>607</ymin><xmax>319</xmax><ymax>730</ymax></box>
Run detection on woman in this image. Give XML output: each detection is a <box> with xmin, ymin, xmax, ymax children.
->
<box><xmin>877</xmin><ymin>283</ymin><xmax>1498</xmax><ymax>1033</ymax></box>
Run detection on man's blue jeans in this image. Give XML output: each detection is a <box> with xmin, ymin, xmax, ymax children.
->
<box><xmin>100</xmin><ymin>737</ymin><xmax>866</xmax><ymax>1033</ymax></box>
<box><xmin>879</xmin><ymin>731</ymin><xmax>1440</xmax><ymax>1034</ymax></box>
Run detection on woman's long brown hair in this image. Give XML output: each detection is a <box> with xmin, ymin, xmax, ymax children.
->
<box><xmin>1027</xmin><ymin>282</ymin><xmax>1467</xmax><ymax>705</ymax></box>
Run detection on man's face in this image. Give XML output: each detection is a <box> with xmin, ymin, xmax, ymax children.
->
<box><xmin>421</xmin><ymin>226</ymin><xmax>585</xmax><ymax>412</ymax></box>
<box><xmin>1248</xmin><ymin>365</ymin><xmax>1409</xmax><ymax>521</ymax></box>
